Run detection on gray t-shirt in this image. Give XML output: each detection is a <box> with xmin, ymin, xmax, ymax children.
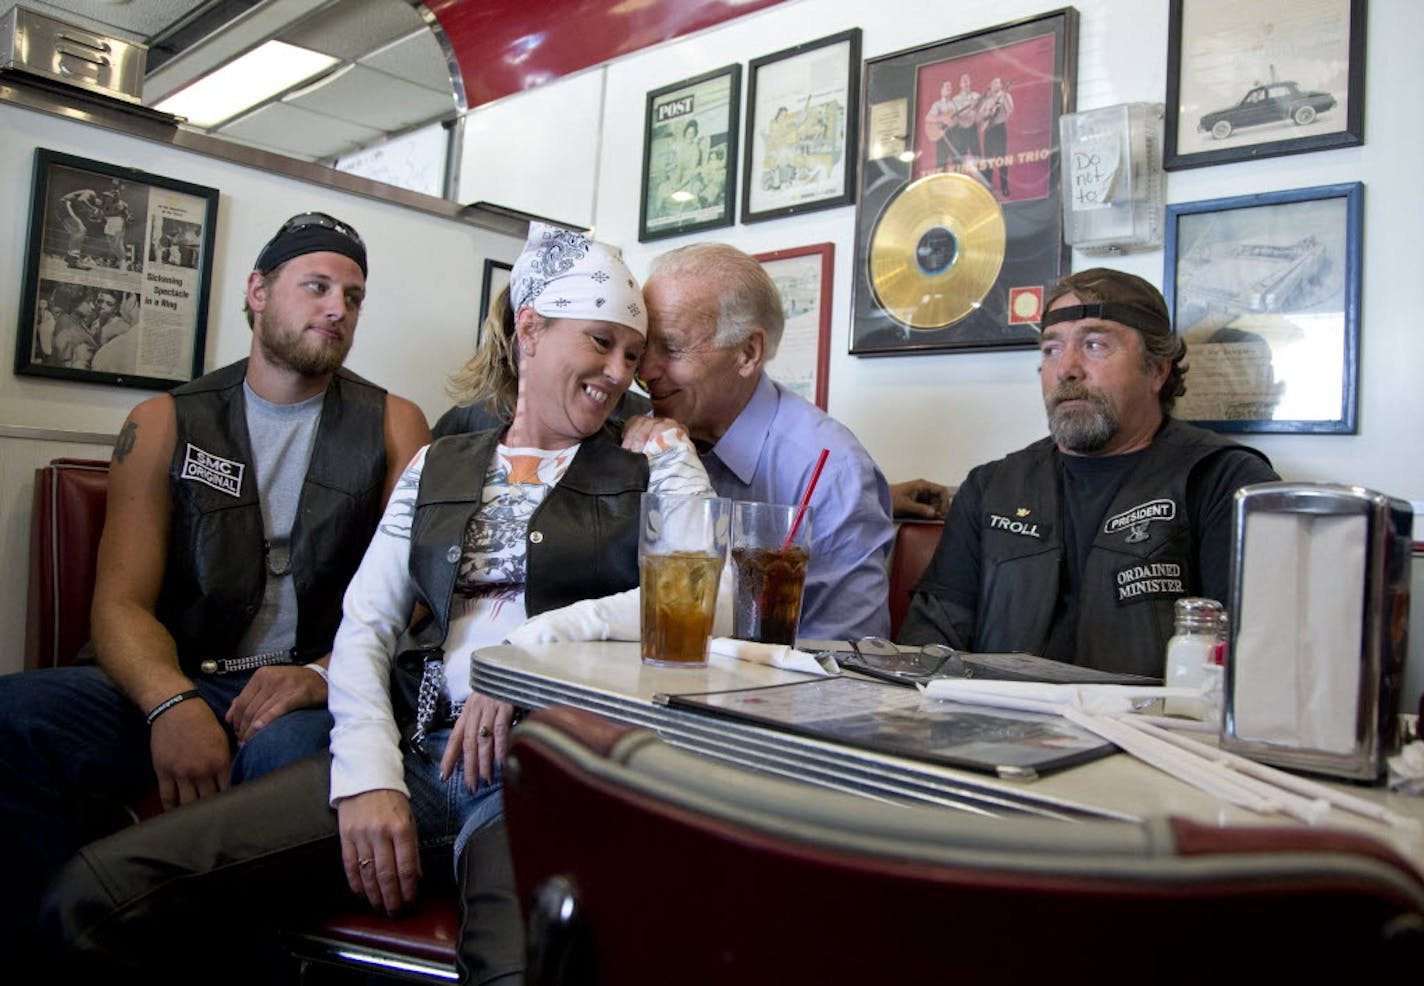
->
<box><xmin>233</xmin><ymin>382</ymin><xmax>323</xmax><ymax>658</ymax></box>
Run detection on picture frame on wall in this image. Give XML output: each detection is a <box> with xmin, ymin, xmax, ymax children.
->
<box><xmin>849</xmin><ymin>8</ymin><xmax>1077</xmax><ymax>356</ymax></box>
<box><xmin>14</xmin><ymin>148</ymin><xmax>219</xmax><ymax>390</ymax></box>
<box><xmin>754</xmin><ymin>243</ymin><xmax>834</xmax><ymax>410</ymax></box>
<box><xmin>478</xmin><ymin>259</ymin><xmax>512</xmax><ymax>344</ymax></box>
<box><xmin>639</xmin><ymin>63</ymin><xmax>742</xmax><ymax>242</ymax></box>
<box><xmin>1164</xmin><ymin>0</ymin><xmax>1366</xmax><ymax>171</ymax></box>
<box><xmin>742</xmin><ymin>29</ymin><xmax>861</xmax><ymax>224</ymax></box>
<box><xmin>1163</xmin><ymin>182</ymin><xmax>1362</xmax><ymax>434</ymax></box>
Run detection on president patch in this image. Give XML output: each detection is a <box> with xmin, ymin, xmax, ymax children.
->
<box><xmin>1103</xmin><ymin>498</ymin><xmax>1176</xmax><ymax>544</ymax></box>
<box><xmin>181</xmin><ymin>443</ymin><xmax>244</xmax><ymax>498</ymax></box>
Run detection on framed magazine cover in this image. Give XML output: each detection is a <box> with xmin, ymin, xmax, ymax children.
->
<box><xmin>742</xmin><ymin>29</ymin><xmax>861</xmax><ymax>224</ymax></box>
<box><xmin>754</xmin><ymin>243</ymin><xmax>833</xmax><ymax>409</ymax></box>
<box><xmin>478</xmin><ymin>258</ymin><xmax>512</xmax><ymax>344</ymax></box>
<box><xmin>14</xmin><ymin>148</ymin><xmax>218</xmax><ymax>390</ymax></box>
<box><xmin>639</xmin><ymin>64</ymin><xmax>741</xmax><ymax>242</ymax></box>
<box><xmin>850</xmin><ymin>8</ymin><xmax>1077</xmax><ymax>355</ymax></box>
<box><xmin>1164</xmin><ymin>0</ymin><xmax>1365</xmax><ymax>171</ymax></box>
<box><xmin>1163</xmin><ymin>182</ymin><xmax>1362</xmax><ymax>433</ymax></box>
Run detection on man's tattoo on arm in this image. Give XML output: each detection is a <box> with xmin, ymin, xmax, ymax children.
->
<box><xmin>114</xmin><ymin>421</ymin><xmax>137</xmax><ymax>462</ymax></box>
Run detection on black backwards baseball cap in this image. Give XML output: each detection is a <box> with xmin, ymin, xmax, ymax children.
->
<box><xmin>254</xmin><ymin>212</ymin><xmax>367</xmax><ymax>278</ymax></box>
<box><xmin>1041</xmin><ymin>268</ymin><xmax>1171</xmax><ymax>340</ymax></box>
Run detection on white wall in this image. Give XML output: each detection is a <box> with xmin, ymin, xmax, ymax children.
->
<box><xmin>0</xmin><ymin>100</ymin><xmax>523</xmax><ymax>674</ymax></box>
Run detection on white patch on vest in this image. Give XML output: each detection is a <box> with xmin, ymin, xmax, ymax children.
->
<box><xmin>988</xmin><ymin>513</ymin><xmax>1042</xmax><ymax>539</ymax></box>
<box><xmin>181</xmin><ymin>443</ymin><xmax>245</xmax><ymax>498</ymax></box>
<box><xmin>1104</xmin><ymin>498</ymin><xmax>1176</xmax><ymax>543</ymax></box>
<box><xmin>1115</xmin><ymin>562</ymin><xmax>1184</xmax><ymax>601</ymax></box>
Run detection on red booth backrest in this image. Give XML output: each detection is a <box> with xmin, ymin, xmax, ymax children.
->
<box><xmin>888</xmin><ymin>521</ymin><xmax>943</xmax><ymax>639</ymax></box>
<box><xmin>26</xmin><ymin>458</ymin><xmax>110</xmax><ymax>670</ymax></box>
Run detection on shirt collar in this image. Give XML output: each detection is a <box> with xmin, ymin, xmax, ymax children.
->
<box><xmin>708</xmin><ymin>373</ymin><xmax>776</xmax><ymax>485</ymax></box>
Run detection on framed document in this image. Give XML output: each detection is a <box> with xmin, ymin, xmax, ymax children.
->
<box><xmin>850</xmin><ymin>9</ymin><xmax>1077</xmax><ymax>355</ymax></box>
<box><xmin>639</xmin><ymin>64</ymin><xmax>741</xmax><ymax>242</ymax></box>
<box><xmin>754</xmin><ymin>243</ymin><xmax>833</xmax><ymax>410</ymax></box>
<box><xmin>478</xmin><ymin>258</ymin><xmax>512</xmax><ymax>344</ymax></box>
<box><xmin>15</xmin><ymin>149</ymin><xmax>218</xmax><ymax>390</ymax></box>
<box><xmin>1164</xmin><ymin>0</ymin><xmax>1365</xmax><ymax>171</ymax></box>
<box><xmin>742</xmin><ymin>29</ymin><xmax>861</xmax><ymax>224</ymax></box>
<box><xmin>1164</xmin><ymin>182</ymin><xmax>1362</xmax><ymax>433</ymax></box>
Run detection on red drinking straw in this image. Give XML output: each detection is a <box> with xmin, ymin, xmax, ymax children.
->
<box><xmin>784</xmin><ymin>448</ymin><xmax>829</xmax><ymax>549</ymax></box>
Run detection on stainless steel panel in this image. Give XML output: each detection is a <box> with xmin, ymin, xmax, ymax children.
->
<box><xmin>0</xmin><ymin>6</ymin><xmax>147</xmax><ymax>104</ymax></box>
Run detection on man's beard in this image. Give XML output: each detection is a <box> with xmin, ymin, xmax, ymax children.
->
<box><xmin>258</xmin><ymin>320</ymin><xmax>350</xmax><ymax>377</ymax></box>
<box><xmin>1046</xmin><ymin>384</ymin><xmax>1119</xmax><ymax>453</ymax></box>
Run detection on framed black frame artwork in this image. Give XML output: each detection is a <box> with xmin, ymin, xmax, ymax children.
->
<box><xmin>15</xmin><ymin>148</ymin><xmax>219</xmax><ymax>390</ymax></box>
<box><xmin>849</xmin><ymin>8</ymin><xmax>1077</xmax><ymax>356</ymax></box>
<box><xmin>1164</xmin><ymin>0</ymin><xmax>1366</xmax><ymax>171</ymax></box>
<box><xmin>1163</xmin><ymin>182</ymin><xmax>1362</xmax><ymax>433</ymax></box>
<box><xmin>639</xmin><ymin>63</ymin><xmax>741</xmax><ymax>242</ymax></box>
<box><xmin>742</xmin><ymin>29</ymin><xmax>861</xmax><ymax>224</ymax></box>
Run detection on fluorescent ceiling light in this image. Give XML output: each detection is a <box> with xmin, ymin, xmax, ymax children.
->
<box><xmin>155</xmin><ymin>41</ymin><xmax>340</xmax><ymax>128</ymax></box>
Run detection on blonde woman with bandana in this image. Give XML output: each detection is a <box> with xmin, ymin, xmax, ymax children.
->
<box><xmin>44</xmin><ymin>224</ymin><xmax>711</xmax><ymax>984</ymax></box>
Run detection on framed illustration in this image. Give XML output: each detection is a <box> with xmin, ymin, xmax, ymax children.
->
<box><xmin>14</xmin><ymin>149</ymin><xmax>218</xmax><ymax>390</ymax></box>
<box><xmin>849</xmin><ymin>9</ymin><xmax>1077</xmax><ymax>356</ymax></box>
<box><xmin>639</xmin><ymin>64</ymin><xmax>741</xmax><ymax>242</ymax></box>
<box><xmin>742</xmin><ymin>29</ymin><xmax>861</xmax><ymax>224</ymax></box>
<box><xmin>1164</xmin><ymin>0</ymin><xmax>1365</xmax><ymax>171</ymax></box>
<box><xmin>755</xmin><ymin>243</ymin><xmax>834</xmax><ymax>410</ymax></box>
<box><xmin>478</xmin><ymin>259</ymin><xmax>512</xmax><ymax>343</ymax></box>
<box><xmin>1163</xmin><ymin>182</ymin><xmax>1362</xmax><ymax>433</ymax></box>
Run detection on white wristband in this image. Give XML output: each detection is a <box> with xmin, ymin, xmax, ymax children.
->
<box><xmin>305</xmin><ymin>662</ymin><xmax>330</xmax><ymax>685</ymax></box>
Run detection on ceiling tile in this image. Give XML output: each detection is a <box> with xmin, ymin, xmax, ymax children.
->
<box><xmin>218</xmin><ymin>100</ymin><xmax>382</xmax><ymax>160</ymax></box>
<box><xmin>360</xmin><ymin>25</ymin><xmax>454</xmax><ymax>94</ymax></box>
<box><xmin>281</xmin><ymin>0</ymin><xmax>420</xmax><ymax>59</ymax></box>
<box><xmin>286</xmin><ymin>63</ymin><xmax>454</xmax><ymax>131</ymax></box>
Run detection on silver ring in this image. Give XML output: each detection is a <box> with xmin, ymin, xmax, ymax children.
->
<box><xmin>358</xmin><ymin>858</ymin><xmax>373</xmax><ymax>868</ymax></box>
<box><xmin>478</xmin><ymin>725</ymin><xmax>492</xmax><ymax>739</ymax></box>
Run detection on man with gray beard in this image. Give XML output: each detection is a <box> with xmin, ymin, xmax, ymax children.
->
<box><xmin>899</xmin><ymin>268</ymin><xmax>1278</xmax><ymax>676</ymax></box>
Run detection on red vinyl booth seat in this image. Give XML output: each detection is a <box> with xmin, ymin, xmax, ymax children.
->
<box><xmin>505</xmin><ymin>706</ymin><xmax>1424</xmax><ymax>983</ymax></box>
<box><xmin>887</xmin><ymin>520</ymin><xmax>942</xmax><ymax>639</ymax></box>
<box><xmin>26</xmin><ymin>458</ymin><xmax>110</xmax><ymax>670</ymax></box>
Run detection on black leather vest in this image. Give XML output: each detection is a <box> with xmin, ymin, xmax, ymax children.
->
<box><xmin>407</xmin><ymin>424</ymin><xmax>648</xmax><ymax>648</ymax></box>
<box><xmin>156</xmin><ymin>360</ymin><xmax>388</xmax><ymax>672</ymax></box>
<box><xmin>971</xmin><ymin>419</ymin><xmax>1267</xmax><ymax>676</ymax></box>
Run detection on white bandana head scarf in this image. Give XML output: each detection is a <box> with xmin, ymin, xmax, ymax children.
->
<box><xmin>509</xmin><ymin>222</ymin><xmax>647</xmax><ymax>336</ymax></box>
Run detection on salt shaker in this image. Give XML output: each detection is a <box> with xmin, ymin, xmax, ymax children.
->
<box><xmin>1163</xmin><ymin>597</ymin><xmax>1223</xmax><ymax>718</ymax></box>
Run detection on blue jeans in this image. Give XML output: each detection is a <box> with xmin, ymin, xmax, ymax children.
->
<box><xmin>408</xmin><ymin>727</ymin><xmax>506</xmax><ymax>870</ymax></box>
<box><xmin>0</xmin><ymin>663</ymin><xmax>331</xmax><ymax>954</ymax></box>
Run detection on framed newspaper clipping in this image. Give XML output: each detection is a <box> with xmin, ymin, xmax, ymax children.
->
<box><xmin>755</xmin><ymin>243</ymin><xmax>834</xmax><ymax>410</ymax></box>
<box><xmin>1164</xmin><ymin>182</ymin><xmax>1362</xmax><ymax>433</ymax></box>
<box><xmin>849</xmin><ymin>9</ymin><xmax>1077</xmax><ymax>356</ymax></box>
<box><xmin>15</xmin><ymin>148</ymin><xmax>218</xmax><ymax>390</ymax></box>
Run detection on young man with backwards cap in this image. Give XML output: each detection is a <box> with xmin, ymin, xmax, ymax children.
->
<box><xmin>899</xmin><ymin>268</ymin><xmax>1279</xmax><ymax>677</ymax></box>
<box><xmin>0</xmin><ymin>211</ymin><xmax>430</xmax><ymax>954</ymax></box>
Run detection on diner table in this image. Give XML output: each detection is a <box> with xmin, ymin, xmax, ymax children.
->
<box><xmin>474</xmin><ymin>640</ymin><xmax>1424</xmax><ymax>864</ymax></box>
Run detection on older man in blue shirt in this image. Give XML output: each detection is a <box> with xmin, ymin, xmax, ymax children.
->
<box><xmin>630</xmin><ymin>243</ymin><xmax>894</xmax><ymax>640</ymax></box>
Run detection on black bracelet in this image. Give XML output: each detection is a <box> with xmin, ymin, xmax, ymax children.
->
<box><xmin>146</xmin><ymin>689</ymin><xmax>202</xmax><ymax>726</ymax></box>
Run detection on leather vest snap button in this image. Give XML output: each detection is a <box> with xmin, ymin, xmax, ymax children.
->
<box><xmin>529</xmin><ymin>530</ymin><xmax>544</xmax><ymax>544</ymax></box>
<box><xmin>446</xmin><ymin>546</ymin><xmax>461</xmax><ymax>563</ymax></box>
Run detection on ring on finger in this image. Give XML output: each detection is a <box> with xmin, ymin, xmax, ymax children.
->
<box><xmin>478</xmin><ymin>725</ymin><xmax>492</xmax><ymax>739</ymax></box>
<box><xmin>359</xmin><ymin>857</ymin><xmax>373</xmax><ymax>868</ymax></box>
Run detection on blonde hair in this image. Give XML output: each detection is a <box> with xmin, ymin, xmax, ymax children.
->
<box><xmin>447</xmin><ymin>286</ymin><xmax>544</xmax><ymax>418</ymax></box>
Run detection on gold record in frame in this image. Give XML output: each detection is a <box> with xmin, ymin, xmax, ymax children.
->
<box><xmin>869</xmin><ymin>172</ymin><xmax>1007</xmax><ymax>330</ymax></box>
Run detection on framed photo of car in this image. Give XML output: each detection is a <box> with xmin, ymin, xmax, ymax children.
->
<box><xmin>1163</xmin><ymin>182</ymin><xmax>1362</xmax><ymax>434</ymax></box>
<box><xmin>754</xmin><ymin>243</ymin><xmax>834</xmax><ymax>410</ymax></box>
<box><xmin>14</xmin><ymin>148</ymin><xmax>218</xmax><ymax>391</ymax></box>
<box><xmin>639</xmin><ymin>64</ymin><xmax>741</xmax><ymax>242</ymax></box>
<box><xmin>1164</xmin><ymin>0</ymin><xmax>1365</xmax><ymax>171</ymax></box>
<box><xmin>742</xmin><ymin>30</ymin><xmax>861</xmax><ymax>224</ymax></box>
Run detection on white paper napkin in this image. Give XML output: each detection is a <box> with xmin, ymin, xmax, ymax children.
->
<box><xmin>708</xmin><ymin>637</ymin><xmax>839</xmax><ymax>676</ymax></box>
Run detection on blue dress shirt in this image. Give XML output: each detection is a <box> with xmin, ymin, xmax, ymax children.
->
<box><xmin>702</xmin><ymin>374</ymin><xmax>893</xmax><ymax>640</ymax></box>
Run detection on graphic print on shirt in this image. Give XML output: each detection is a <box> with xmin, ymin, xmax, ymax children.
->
<box><xmin>455</xmin><ymin>446</ymin><xmax>576</xmax><ymax>593</ymax></box>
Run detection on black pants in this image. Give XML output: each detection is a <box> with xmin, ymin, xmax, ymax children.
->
<box><xmin>39</xmin><ymin>753</ymin><xmax>524</xmax><ymax>985</ymax></box>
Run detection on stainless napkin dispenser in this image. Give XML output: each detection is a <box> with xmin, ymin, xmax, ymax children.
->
<box><xmin>1223</xmin><ymin>482</ymin><xmax>1412</xmax><ymax>781</ymax></box>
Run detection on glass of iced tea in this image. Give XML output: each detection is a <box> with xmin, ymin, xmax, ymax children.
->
<box><xmin>731</xmin><ymin>501</ymin><xmax>811</xmax><ymax>646</ymax></box>
<box><xmin>639</xmin><ymin>493</ymin><xmax>730</xmax><ymax>667</ymax></box>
